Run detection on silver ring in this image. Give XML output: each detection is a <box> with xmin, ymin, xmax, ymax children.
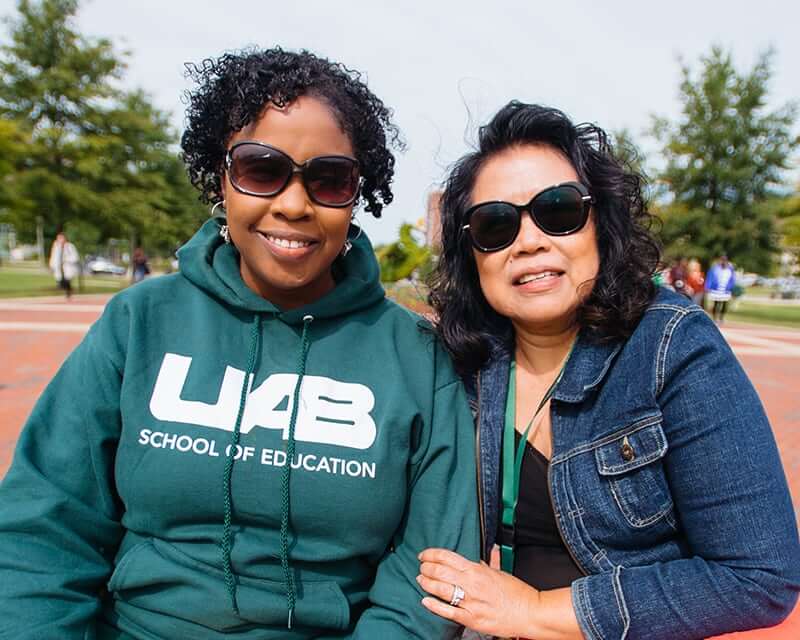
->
<box><xmin>449</xmin><ymin>583</ymin><xmax>465</xmax><ymax>607</ymax></box>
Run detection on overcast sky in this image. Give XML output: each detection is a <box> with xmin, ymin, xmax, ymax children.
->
<box><xmin>1</xmin><ymin>0</ymin><xmax>798</xmax><ymax>244</ymax></box>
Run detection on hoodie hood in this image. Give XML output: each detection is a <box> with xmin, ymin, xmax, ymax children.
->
<box><xmin>178</xmin><ymin>217</ymin><xmax>385</xmax><ymax>324</ymax></box>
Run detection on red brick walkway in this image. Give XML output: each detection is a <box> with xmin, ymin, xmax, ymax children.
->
<box><xmin>0</xmin><ymin>297</ymin><xmax>798</xmax><ymax>637</ymax></box>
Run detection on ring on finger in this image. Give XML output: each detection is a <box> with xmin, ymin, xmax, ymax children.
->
<box><xmin>449</xmin><ymin>583</ymin><xmax>466</xmax><ymax>607</ymax></box>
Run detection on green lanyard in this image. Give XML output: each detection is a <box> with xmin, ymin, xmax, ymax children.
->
<box><xmin>500</xmin><ymin>354</ymin><xmax>571</xmax><ymax>574</ymax></box>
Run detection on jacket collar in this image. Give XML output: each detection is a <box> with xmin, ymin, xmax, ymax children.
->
<box><xmin>479</xmin><ymin>331</ymin><xmax>623</xmax><ymax>405</ymax></box>
<box><xmin>553</xmin><ymin>332</ymin><xmax>623</xmax><ymax>403</ymax></box>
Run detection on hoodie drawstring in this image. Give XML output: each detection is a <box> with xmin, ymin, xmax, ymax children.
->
<box><xmin>221</xmin><ymin>314</ymin><xmax>262</xmax><ymax>615</ymax></box>
<box><xmin>220</xmin><ymin>313</ymin><xmax>314</xmax><ymax>627</ymax></box>
<box><xmin>280</xmin><ymin>314</ymin><xmax>313</xmax><ymax>629</ymax></box>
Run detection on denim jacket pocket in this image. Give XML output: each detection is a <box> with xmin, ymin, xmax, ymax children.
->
<box><xmin>595</xmin><ymin>421</ymin><xmax>676</xmax><ymax>530</ymax></box>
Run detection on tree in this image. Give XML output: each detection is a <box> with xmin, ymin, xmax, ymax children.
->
<box><xmin>758</xmin><ymin>188</ymin><xmax>800</xmax><ymax>260</ymax></box>
<box><xmin>0</xmin><ymin>0</ymin><xmax>120</xmax><ymax>241</ymax></box>
<box><xmin>375</xmin><ymin>223</ymin><xmax>433</xmax><ymax>283</ymax></box>
<box><xmin>0</xmin><ymin>118</ymin><xmax>28</xmax><ymax>212</ymax></box>
<box><xmin>652</xmin><ymin>46</ymin><xmax>798</xmax><ymax>273</ymax></box>
<box><xmin>0</xmin><ymin>0</ymin><xmax>204</xmax><ymax>256</ymax></box>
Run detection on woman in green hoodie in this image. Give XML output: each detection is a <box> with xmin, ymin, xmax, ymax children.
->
<box><xmin>0</xmin><ymin>48</ymin><xmax>479</xmax><ymax>639</ymax></box>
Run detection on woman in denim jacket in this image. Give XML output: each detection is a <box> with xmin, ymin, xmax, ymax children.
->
<box><xmin>416</xmin><ymin>101</ymin><xmax>800</xmax><ymax>639</ymax></box>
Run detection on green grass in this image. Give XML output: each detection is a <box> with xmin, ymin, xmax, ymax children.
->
<box><xmin>726</xmin><ymin>301</ymin><xmax>800</xmax><ymax>327</ymax></box>
<box><xmin>742</xmin><ymin>285</ymin><xmax>774</xmax><ymax>298</ymax></box>
<box><xmin>0</xmin><ymin>267</ymin><xmax>126</xmax><ymax>298</ymax></box>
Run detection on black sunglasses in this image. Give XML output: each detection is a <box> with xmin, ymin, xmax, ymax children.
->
<box><xmin>462</xmin><ymin>181</ymin><xmax>594</xmax><ymax>252</ymax></box>
<box><xmin>225</xmin><ymin>141</ymin><xmax>360</xmax><ymax>208</ymax></box>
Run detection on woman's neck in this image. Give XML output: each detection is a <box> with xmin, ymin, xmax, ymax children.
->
<box><xmin>513</xmin><ymin>322</ymin><xmax>578</xmax><ymax>378</ymax></box>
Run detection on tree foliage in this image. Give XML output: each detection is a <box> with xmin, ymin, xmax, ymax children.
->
<box><xmin>760</xmin><ymin>189</ymin><xmax>800</xmax><ymax>252</ymax></box>
<box><xmin>0</xmin><ymin>0</ymin><xmax>203</xmax><ymax>256</ymax></box>
<box><xmin>375</xmin><ymin>223</ymin><xmax>433</xmax><ymax>283</ymax></box>
<box><xmin>652</xmin><ymin>46</ymin><xmax>798</xmax><ymax>273</ymax></box>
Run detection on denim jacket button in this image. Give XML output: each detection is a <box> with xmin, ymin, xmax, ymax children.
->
<box><xmin>621</xmin><ymin>439</ymin><xmax>635</xmax><ymax>462</ymax></box>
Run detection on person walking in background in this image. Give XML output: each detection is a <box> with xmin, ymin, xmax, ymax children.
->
<box><xmin>48</xmin><ymin>231</ymin><xmax>80</xmax><ymax>299</ymax></box>
<box><xmin>669</xmin><ymin>256</ymin><xmax>691</xmax><ymax>298</ymax></box>
<box><xmin>706</xmin><ymin>254</ymin><xmax>735</xmax><ymax>323</ymax></box>
<box><xmin>686</xmin><ymin>258</ymin><xmax>705</xmax><ymax>307</ymax></box>
<box><xmin>131</xmin><ymin>246</ymin><xmax>150</xmax><ymax>283</ymax></box>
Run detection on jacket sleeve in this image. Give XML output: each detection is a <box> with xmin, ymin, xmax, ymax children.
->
<box><xmin>347</xmin><ymin>347</ymin><xmax>481</xmax><ymax>639</ymax></box>
<box><xmin>0</xmin><ymin>302</ymin><xmax>127</xmax><ymax>639</ymax></box>
<box><xmin>571</xmin><ymin>308</ymin><xmax>800</xmax><ymax>640</ymax></box>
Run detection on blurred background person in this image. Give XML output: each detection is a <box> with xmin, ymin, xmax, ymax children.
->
<box><xmin>131</xmin><ymin>246</ymin><xmax>150</xmax><ymax>283</ymax></box>
<box><xmin>686</xmin><ymin>258</ymin><xmax>705</xmax><ymax>307</ymax></box>
<box><xmin>669</xmin><ymin>256</ymin><xmax>691</xmax><ymax>299</ymax></box>
<box><xmin>48</xmin><ymin>231</ymin><xmax>80</xmax><ymax>299</ymax></box>
<box><xmin>706</xmin><ymin>254</ymin><xmax>736</xmax><ymax>323</ymax></box>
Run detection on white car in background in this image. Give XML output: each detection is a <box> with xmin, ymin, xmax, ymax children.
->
<box><xmin>85</xmin><ymin>256</ymin><xmax>126</xmax><ymax>276</ymax></box>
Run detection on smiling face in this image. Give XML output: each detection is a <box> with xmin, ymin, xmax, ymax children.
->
<box><xmin>471</xmin><ymin>144</ymin><xmax>600</xmax><ymax>335</ymax></box>
<box><xmin>221</xmin><ymin>95</ymin><xmax>355</xmax><ymax>309</ymax></box>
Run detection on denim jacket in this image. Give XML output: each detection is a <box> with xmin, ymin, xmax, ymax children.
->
<box><xmin>466</xmin><ymin>288</ymin><xmax>800</xmax><ymax>639</ymax></box>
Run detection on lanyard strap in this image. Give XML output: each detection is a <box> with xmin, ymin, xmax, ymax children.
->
<box><xmin>500</xmin><ymin>350</ymin><xmax>572</xmax><ymax>574</ymax></box>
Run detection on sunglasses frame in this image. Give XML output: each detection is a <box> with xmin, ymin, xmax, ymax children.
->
<box><xmin>224</xmin><ymin>141</ymin><xmax>361</xmax><ymax>208</ymax></box>
<box><xmin>462</xmin><ymin>181</ymin><xmax>594</xmax><ymax>252</ymax></box>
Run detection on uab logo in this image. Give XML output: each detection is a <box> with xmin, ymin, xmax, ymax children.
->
<box><xmin>149</xmin><ymin>353</ymin><xmax>377</xmax><ymax>449</ymax></box>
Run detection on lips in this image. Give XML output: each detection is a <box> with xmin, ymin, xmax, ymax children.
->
<box><xmin>263</xmin><ymin>234</ymin><xmax>313</xmax><ymax>249</ymax></box>
<box><xmin>516</xmin><ymin>271</ymin><xmax>561</xmax><ymax>285</ymax></box>
<box><xmin>255</xmin><ymin>230</ymin><xmax>320</xmax><ymax>259</ymax></box>
<box><xmin>513</xmin><ymin>268</ymin><xmax>565</xmax><ymax>285</ymax></box>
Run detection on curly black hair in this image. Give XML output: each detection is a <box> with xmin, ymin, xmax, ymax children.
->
<box><xmin>429</xmin><ymin>101</ymin><xmax>661</xmax><ymax>375</ymax></box>
<box><xmin>180</xmin><ymin>47</ymin><xmax>402</xmax><ymax>217</ymax></box>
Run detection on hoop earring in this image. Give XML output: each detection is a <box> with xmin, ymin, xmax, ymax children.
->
<box><xmin>210</xmin><ymin>200</ymin><xmax>226</xmax><ymax>217</ymax></box>
<box><xmin>210</xmin><ymin>200</ymin><xmax>231</xmax><ymax>244</ymax></box>
<box><xmin>340</xmin><ymin>216</ymin><xmax>363</xmax><ymax>257</ymax></box>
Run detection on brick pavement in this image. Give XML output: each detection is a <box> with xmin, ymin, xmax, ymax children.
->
<box><xmin>0</xmin><ymin>296</ymin><xmax>798</xmax><ymax>638</ymax></box>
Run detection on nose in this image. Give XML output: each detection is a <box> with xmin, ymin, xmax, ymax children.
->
<box><xmin>270</xmin><ymin>174</ymin><xmax>312</xmax><ymax>221</ymax></box>
<box><xmin>510</xmin><ymin>209</ymin><xmax>550</xmax><ymax>256</ymax></box>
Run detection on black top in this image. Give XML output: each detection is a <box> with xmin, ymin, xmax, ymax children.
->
<box><xmin>499</xmin><ymin>431</ymin><xmax>583</xmax><ymax>590</ymax></box>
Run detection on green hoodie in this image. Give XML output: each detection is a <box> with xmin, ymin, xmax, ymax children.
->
<box><xmin>0</xmin><ymin>219</ymin><xmax>479</xmax><ymax>639</ymax></box>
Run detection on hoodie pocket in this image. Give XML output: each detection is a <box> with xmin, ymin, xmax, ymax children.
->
<box><xmin>594</xmin><ymin>421</ymin><xmax>676</xmax><ymax>530</ymax></box>
<box><xmin>107</xmin><ymin>538</ymin><xmax>350</xmax><ymax>632</ymax></box>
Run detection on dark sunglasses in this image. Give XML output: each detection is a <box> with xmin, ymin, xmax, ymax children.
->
<box><xmin>225</xmin><ymin>141</ymin><xmax>360</xmax><ymax>208</ymax></box>
<box><xmin>462</xmin><ymin>181</ymin><xmax>594</xmax><ymax>252</ymax></box>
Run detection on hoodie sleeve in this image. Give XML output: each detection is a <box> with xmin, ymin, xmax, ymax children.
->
<box><xmin>347</xmin><ymin>345</ymin><xmax>481</xmax><ymax>639</ymax></box>
<box><xmin>0</xmin><ymin>302</ymin><xmax>127</xmax><ymax>639</ymax></box>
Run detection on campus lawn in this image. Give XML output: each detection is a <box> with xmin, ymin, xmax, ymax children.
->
<box><xmin>727</xmin><ymin>301</ymin><xmax>800</xmax><ymax>327</ymax></box>
<box><xmin>0</xmin><ymin>266</ymin><xmax>126</xmax><ymax>298</ymax></box>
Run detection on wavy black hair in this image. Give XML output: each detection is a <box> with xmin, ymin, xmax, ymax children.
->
<box><xmin>180</xmin><ymin>47</ymin><xmax>402</xmax><ymax>217</ymax></box>
<box><xmin>429</xmin><ymin>101</ymin><xmax>661</xmax><ymax>375</ymax></box>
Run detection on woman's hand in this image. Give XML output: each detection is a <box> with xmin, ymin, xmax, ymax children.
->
<box><xmin>417</xmin><ymin>547</ymin><xmax>541</xmax><ymax>638</ymax></box>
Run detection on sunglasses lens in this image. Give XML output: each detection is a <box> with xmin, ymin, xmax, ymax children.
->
<box><xmin>468</xmin><ymin>203</ymin><xmax>520</xmax><ymax>251</ymax></box>
<box><xmin>533</xmin><ymin>185</ymin><xmax>586</xmax><ymax>234</ymax></box>
<box><xmin>229</xmin><ymin>145</ymin><xmax>291</xmax><ymax>195</ymax></box>
<box><xmin>304</xmin><ymin>157</ymin><xmax>359</xmax><ymax>206</ymax></box>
